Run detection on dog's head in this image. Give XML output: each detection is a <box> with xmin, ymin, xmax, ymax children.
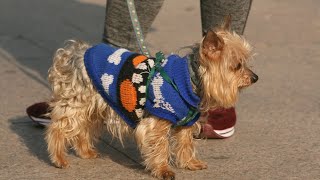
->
<box><xmin>198</xmin><ymin>16</ymin><xmax>258</xmax><ymax>111</ymax></box>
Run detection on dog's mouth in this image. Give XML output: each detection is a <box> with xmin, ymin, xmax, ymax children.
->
<box><xmin>238</xmin><ymin>74</ymin><xmax>258</xmax><ymax>89</ymax></box>
<box><xmin>239</xmin><ymin>71</ymin><xmax>258</xmax><ymax>88</ymax></box>
<box><xmin>239</xmin><ymin>85</ymin><xmax>249</xmax><ymax>89</ymax></box>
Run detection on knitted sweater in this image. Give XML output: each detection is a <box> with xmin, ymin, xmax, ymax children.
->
<box><xmin>84</xmin><ymin>43</ymin><xmax>200</xmax><ymax>128</ymax></box>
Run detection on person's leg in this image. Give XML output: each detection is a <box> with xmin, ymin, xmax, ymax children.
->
<box><xmin>200</xmin><ymin>0</ymin><xmax>252</xmax><ymax>35</ymax></box>
<box><xmin>102</xmin><ymin>0</ymin><xmax>164</xmax><ymax>52</ymax></box>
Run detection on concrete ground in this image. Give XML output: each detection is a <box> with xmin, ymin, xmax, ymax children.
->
<box><xmin>0</xmin><ymin>0</ymin><xmax>319</xmax><ymax>179</ymax></box>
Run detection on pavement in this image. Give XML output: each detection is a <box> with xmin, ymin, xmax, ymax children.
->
<box><xmin>0</xmin><ymin>0</ymin><xmax>319</xmax><ymax>179</ymax></box>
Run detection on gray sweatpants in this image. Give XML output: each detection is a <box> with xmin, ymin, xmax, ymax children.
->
<box><xmin>103</xmin><ymin>0</ymin><xmax>252</xmax><ymax>52</ymax></box>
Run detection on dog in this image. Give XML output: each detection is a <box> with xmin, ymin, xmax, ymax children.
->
<box><xmin>45</xmin><ymin>18</ymin><xmax>258</xmax><ymax>179</ymax></box>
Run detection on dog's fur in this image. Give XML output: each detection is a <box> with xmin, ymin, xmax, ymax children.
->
<box><xmin>45</xmin><ymin>19</ymin><xmax>258</xmax><ymax>179</ymax></box>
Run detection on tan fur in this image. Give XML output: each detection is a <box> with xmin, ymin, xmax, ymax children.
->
<box><xmin>172</xmin><ymin>124</ymin><xmax>207</xmax><ymax>170</ymax></box>
<box><xmin>45</xmin><ymin>26</ymin><xmax>257</xmax><ymax>179</ymax></box>
<box><xmin>199</xmin><ymin>29</ymin><xmax>254</xmax><ymax>111</ymax></box>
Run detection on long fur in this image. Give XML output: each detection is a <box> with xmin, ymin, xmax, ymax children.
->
<box><xmin>45</xmin><ymin>24</ymin><xmax>257</xmax><ymax>179</ymax></box>
<box><xmin>198</xmin><ymin>30</ymin><xmax>253</xmax><ymax>111</ymax></box>
<box><xmin>46</xmin><ymin>40</ymin><xmax>131</xmax><ymax>167</ymax></box>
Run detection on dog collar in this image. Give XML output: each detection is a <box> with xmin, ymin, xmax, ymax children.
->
<box><xmin>187</xmin><ymin>52</ymin><xmax>201</xmax><ymax>88</ymax></box>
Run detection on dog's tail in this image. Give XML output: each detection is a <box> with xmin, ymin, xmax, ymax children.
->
<box><xmin>47</xmin><ymin>40</ymin><xmax>104</xmax><ymax>134</ymax></box>
<box><xmin>48</xmin><ymin>40</ymin><xmax>93</xmax><ymax>118</ymax></box>
<box><xmin>48</xmin><ymin>40</ymin><xmax>90</xmax><ymax>90</ymax></box>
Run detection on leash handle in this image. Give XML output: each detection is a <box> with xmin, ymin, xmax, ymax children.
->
<box><xmin>126</xmin><ymin>0</ymin><xmax>151</xmax><ymax>57</ymax></box>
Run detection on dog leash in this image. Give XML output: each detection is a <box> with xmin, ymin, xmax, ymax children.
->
<box><xmin>126</xmin><ymin>0</ymin><xmax>199</xmax><ymax>127</ymax></box>
<box><xmin>126</xmin><ymin>0</ymin><xmax>151</xmax><ymax>57</ymax></box>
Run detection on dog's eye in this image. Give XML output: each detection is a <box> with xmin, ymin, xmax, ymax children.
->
<box><xmin>234</xmin><ymin>63</ymin><xmax>242</xmax><ymax>71</ymax></box>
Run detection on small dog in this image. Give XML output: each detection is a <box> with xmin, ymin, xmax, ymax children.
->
<box><xmin>45</xmin><ymin>18</ymin><xmax>258</xmax><ymax>179</ymax></box>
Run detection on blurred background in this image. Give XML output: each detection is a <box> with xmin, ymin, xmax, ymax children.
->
<box><xmin>0</xmin><ymin>0</ymin><xmax>319</xmax><ymax>179</ymax></box>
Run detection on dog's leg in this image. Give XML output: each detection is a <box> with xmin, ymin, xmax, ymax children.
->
<box><xmin>135</xmin><ymin>117</ymin><xmax>175</xmax><ymax>179</ymax></box>
<box><xmin>46</xmin><ymin>104</ymin><xmax>102</xmax><ymax>167</ymax></box>
<box><xmin>172</xmin><ymin>125</ymin><xmax>208</xmax><ymax>170</ymax></box>
<box><xmin>70</xmin><ymin>107</ymin><xmax>104</xmax><ymax>159</ymax></box>
<box><xmin>73</xmin><ymin>128</ymin><xmax>99</xmax><ymax>159</ymax></box>
<box><xmin>46</xmin><ymin>120</ymin><xmax>70</xmax><ymax>168</ymax></box>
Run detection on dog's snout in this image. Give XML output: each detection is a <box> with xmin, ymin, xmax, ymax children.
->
<box><xmin>251</xmin><ymin>73</ymin><xmax>259</xmax><ymax>83</ymax></box>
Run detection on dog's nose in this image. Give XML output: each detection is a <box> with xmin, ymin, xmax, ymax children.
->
<box><xmin>251</xmin><ymin>73</ymin><xmax>259</xmax><ymax>83</ymax></box>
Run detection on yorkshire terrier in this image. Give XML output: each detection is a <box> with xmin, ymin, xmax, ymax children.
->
<box><xmin>45</xmin><ymin>18</ymin><xmax>258</xmax><ymax>179</ymax></box>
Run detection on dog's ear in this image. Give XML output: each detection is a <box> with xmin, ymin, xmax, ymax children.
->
<box><xmin>202</xmin><ymin>30</ymin><xmax>224</xmax><ymax>55</ymax></box>
<box><xmin>202</xmin><ymin>30</ymin><xmax>224</xmax><ymax>61</ymax></box>
<box><xmin>222</xmin><ymin>15</ymin><xmax>232</xmax><ymax>31</ymax></box>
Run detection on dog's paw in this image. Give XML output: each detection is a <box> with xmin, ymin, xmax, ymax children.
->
<box><xmin>152</xmin><ymin>167</ymin><xmax>175</xmax><ymax>180</ymax></box>
<box><xmin>186</xmin><ymin>159</ymin><xmax>208</xmax><ymax>171</ymax></box>
<box><xmin>160</xmin><ymin>169</ymin><xmax>175</xmax><ymax>180</ymax></box>
<box><xmin>78</xmin><ymin>149</ymin><xmax>99</xmax><ymax>159</ymax></box>
<box><xmin>54</xmin><ymin>159</ymin><xmax>70</xmax><ymax>169</ymax></box>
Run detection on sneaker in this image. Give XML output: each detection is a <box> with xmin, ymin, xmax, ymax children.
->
<box><xmin>199</xmin><ymin>107</ymin><xmax>236</xmax><ymax>139</ymax></box>
<box><xmin>26</xmin><ymin>102</ymin><xmax>51</xmax><ymax>127</ymax></box>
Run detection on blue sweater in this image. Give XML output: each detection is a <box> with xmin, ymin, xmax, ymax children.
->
<box><xmin>84</xmin><ymin>43</ymin><xmax>200</xmax><ymax>128</ymax></box>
